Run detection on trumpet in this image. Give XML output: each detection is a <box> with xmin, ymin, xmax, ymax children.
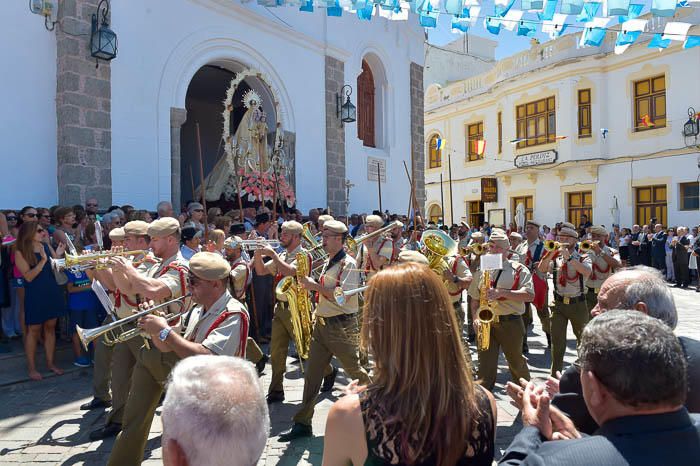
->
<box><xmin>461</xmin><ymin>243</ymin><xmax>489</xmax><ymax>256</ymax></box>
<box><xmin>334</xmin><ymin>285</ymin><xmax>368</xmax><ymax>306</ymax></box>
<box><xmin>543</xmin><ymin>240</ymin><xmax>562</xmax><ymax>252</ymax></box>
<box><xmin>75</xmin><ymin>295</ymin><xmax>190</xmax><ymax>350</ymax></box>
<box><xmin>55</xmin><ymin>249</ymin><xmax>147</xmax><ymax>271</ymax></box>
<box><xmin>240</xmin><ymin>239</ymin><xmax>281</xmax><ymax>250</ymax></box>
<box><xmin>345</xmin><ymin>220</ymin><xmax>402</xmax><ymax>256</ymax></box>
<box><xmin>578</xmin><ymin>240</ymin><xmax>600</xmax><ymax>252</ymax></box>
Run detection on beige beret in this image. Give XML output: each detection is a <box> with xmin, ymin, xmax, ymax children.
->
<box><xmin>223</xmin><ymin>236</ymin><xmax>243</xmax><ymax>250</ymax></box>
<box><xmin>323</xmin><ymin>220</ymin><xmax>348</xmax><ymax>234</ymax></box>
<box><xmin>558</xmin><ymin>227</ymin><xmax>579</xmax><ymax>238</ymax></box>
<box><xmin>561</xmin><ymin>222</ymin><xmax>576</xmax><ymax>230</ymax></box>
<box><xmin>365</xmin><ymin>215</ymin><xmax>384</xmax><ymax>228</ymax></box>
<box><xmin>397</xmin><ymin>249</ymin><xmax>429</xmax><ymax>265</ymax></box>
<box><xmin>526</xmin><ymin>220</ymin><xmax>541</xmax><ymax>228</ymax></box>
<box><xmin>489</xmin><ymin>228</ymin><xmax>509</xmax><ymax>243</ymax></box>
<box><xmin>318</xmin><ymin>215</ymin><xmax>334</xmax><ymax>225</ymax></box>
<box><xmin>459</xmin><ymin>221</ymin><xmax>470</xmax><ymax>228</ymax></box>
<box><xmin>123</xmin><ymin>220</ymin><xmax>150</xmax><ymax>236</ymax></box>
<box><xmin>109</xmin><ymin>227</ymin><xmax>125</xmax><ymax>241</ymax></box>
<box><xmin>393</xmin><ymin>220</ymin><xmax>404</xmax><ymax>229</ymax></box>
<box><xmin>589</xmin><ymin>225</ymin><xmax>608</xmax><ymax>236</ymax></box>
<box><xmin>470</xmin><ymin>232</ymin><xmax>484</xmax><ymax>240</ymax></box>
<box><xmin>509</xmin><ymin>232</ymin><xmax>523</xmax><ymax>240</ymax></box>
<box><xmin>189</xmin><ymin>252</ymin><xmax>231</xmax><ymax>280</ymax></box>
<box><xmin>281</xmin><ymin>221</ymin><xmax>303</xmax><ymax>234</ymax></box>
<box><xmin>147</xmin><ymin>217</ymin><xmax>181</xmax><ymax>238</ymax></box>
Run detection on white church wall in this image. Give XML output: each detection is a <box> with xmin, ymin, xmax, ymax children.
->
<box><xmin>0</xmin><ymin>2</ymin><xmax>57</xmax><ymax>208</ymax></box>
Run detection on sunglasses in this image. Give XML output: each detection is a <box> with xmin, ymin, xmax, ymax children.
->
<box><xmin>37</xmin><ymin>228</ymin><xmax>45</xmax><ymax>233</ymax></box>
<box><xmin>6</xmin><ymin>216</ymin><xmax>17</xmax><ymax>221</ymax></box>
<box><xmin>187</xmin><ymin>276</ymin><xmax>208</xmax><ymax>287</ymax></box>
<box><xmin>40</xmin><ymin>214</ymin><xmax>50</xmax><ymax>219</ymax></box>
<box><xmin>193</xmin><ymin>209</ymin><xmax>204</xmax><ymax>213</ymax></box>
<box><xmin>24</xmin><ymin>213</ymin><xmax>37</xmax><ymax>218</ymax></box>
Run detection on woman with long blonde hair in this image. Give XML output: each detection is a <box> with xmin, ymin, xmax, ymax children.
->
<box><xmin>323</xmin><ymin>262</ymin><xmax>496</xmax><ymax>466</ymax></box>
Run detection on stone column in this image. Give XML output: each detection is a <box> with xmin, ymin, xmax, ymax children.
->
<box><xmin>325</xmin><ymin>56</ymin><xmax>347</xmax><ymax>216</ymax></box>
<box><xmin>56</xmin><ymin>0</ymin><xmax>112</xmax><ymax>206</ymax></box>
<box><xmin>410</xmin><ymin>62</ymin><xmax>426</xmax><ymax>214</ymax></box>
<box><xmin>170</xmin><ymin>108</ymin><xmax>187</xmax><ymax>213</ymax></box>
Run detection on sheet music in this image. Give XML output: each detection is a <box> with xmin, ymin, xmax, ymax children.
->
<box><xmin>480</xmin><ymin>253</ymin><xmax>503</xmax><ymax>271</ymax></box>
<box><xmin>92</xmin><ymin>279</ymin><xmax>116</xmax><ymax>319</ymax></box>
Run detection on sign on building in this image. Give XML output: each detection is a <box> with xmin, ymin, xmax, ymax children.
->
<box><xmin>514</xmin><ymin>150</ymin><xmax>557</xmax><ymax>168</ymax></box>
<box><xmin>367</xmin><ymin>157</ymin><xmax>386</xmax><ymax>182</ymax></box>
<box><xmin>481</xmin><ymin>177</ymin><xmax>498</xmax><ymax>202</ymax></box>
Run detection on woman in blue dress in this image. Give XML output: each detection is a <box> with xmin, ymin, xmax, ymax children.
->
<box><xmin>13</xmin><ymin>221</ymin><xmax>66</xmax><ymax>381</ymax></box>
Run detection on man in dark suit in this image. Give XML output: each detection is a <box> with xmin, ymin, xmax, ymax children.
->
<box><xmin>627</xmin><ymin>225</ymin><xmax>641</xmax><ymax>266</ymax></box>
<box><xmin>500</xmin><ymin>310</ymin><xmax>700</xmax><ymax>466</ymax></box>
<box><xmin>650</xmin><ymin>223</ymin><xmax>667</xmax><ymax>273</ymax></box>
<box><xmin>672</xmin><ymin>226</ymin><xmax>691</xmax><ymax>288</ymax></box>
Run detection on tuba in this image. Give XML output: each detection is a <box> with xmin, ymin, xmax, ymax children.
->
<box><xmin>421</xmin><ymin>229</ymin><xmax>458</xmax><ymax>276</ymax></box>
<box><xmin>476</xmin><ymin>270</ymin><xmax>496</xmax><ymax>351</ymax></box>
<box><xmin>275</xmin><ymin>252</ymin><xmax>314</xmax><ymax>363</ymax></box>
<box><xmin>345</xmin><ymin>220</ymin><xmax>403</xmax><ymax>256</ymax></box>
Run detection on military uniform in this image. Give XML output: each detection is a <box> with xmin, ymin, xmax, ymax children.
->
<box><xmin>292</xmin><ymin>249</ymin><xmax>370</xmax><ymax>427</ymax></box>
<box><xmin>584</xmin><ymin>245</ymin><xmax>619</xmax><ymax>312</ymax></box>
<box><xmin>357</xmin><ymin>237</ymin><xmax>394</xmax><ymax>281</ymax></box>
<box><xmin>516</xmin><ymin>239</ymin><xmax>551</xmax><ymax>334</ymax></box>
<box><xmin>107</xmin><ymin>249</ymin><xmax>189</xmax><ymax>466</ymax></box>
<box><xmin>549</xmin><ymin>249</ymin><xmax>592</xmax><ymax>375</ymax></box>
<box><xmin>446</xmin><ymin>255</ymin><xmax>472</xmax><ymax>336</ymax></box>
<box><xmin>468</xmin><ymin>258</ymin><xmax>533</xmax><ymax>391</ymax></box>
<box><xmin>229</xmin><ymin>255</ymin><xmax>264</xmax><ymax>364</ymax></box>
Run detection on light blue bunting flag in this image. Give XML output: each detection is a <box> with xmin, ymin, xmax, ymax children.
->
<box><xmin>616</xmin><ymin>29</ymin><xmax>642</xmax><ymax>45</ymax></box>
<box><xmin>419</xmin><ymin>12</ymin><xmax>438</xmax><ymax>27</ymax></box>
<box><xmin>299</xmin><ymin>0</ymin><xmax>314</xmax><ymax>11</ymax></box>
<box><xmin>379</xmin><ymin>0</ymin><xmax>398</xmax><ymax>9</ymax></box>
<box><xmin>486</xmin><ymin>16</ymin><xmax>503</xmax><ymax>34</ymax></box>
<box><xmin>444</xmin><ymin>0</ymin><xmax>463</xmax><ymax>15</ymax></box>
<box><xmin>416</xmin><ymin>0</ymin><xmax>430</xmax><ymax>13</ymax></box>
<box><xmin>651</xmin><ymin>0</ymin><xmax>677</xmax><ymax>16</ymax></box>
<box><xmin>648</xmin><ymin>33</ymin><xmax>671</xmax><ymax>48</ymax></box>
<box><xmin>619</xmin><ymin>3</ymin><xmax>644</xmax><ymax>23</ymax></box>
<box><xmin>561</xmin><ymin>0</ymin><xmax>584</xmax><ymax>14</ymax></box>
<box><xmin>452</xmin><ymin>16</ymin><xmax>470</xmax><ymax>32</ymax></box>
<box><xmin>494</xmin><ymin>0</ymin><xmax>517</xmax><ymax>17</ymax></box>
<box><xmin>577</xmin><ymin>2</ymin><xmax>601</xmax><ymax>22</ymax></box>
<box><xmin>683</xmin><ymin>36</ymin><xmax>700</xmax><ymax>49</ymax></box>
<box><xmin>517</xmin><ymin>20</ymin><xmax>538</xmax><ymax>36</ymax></box>
<box><xmin>677</xmin><ymin>0</ymin><xmax>689</xmax><ymax>6</ymax></box>
<box><xmin>327</xmin><ymin>0</ymin><xmax>343</xmax><ymax>15</ymax></box>
<box><xmin>584</xmin><ymin>26</ymin><xmax>608</xmax><ymax>46</ymax></box>
<box><xmin>522</xmin><ymin>0</ymin><xmax>544</xmax><ymax>9</ymax></box>
<box><xmin>607</xmin><ymin>0</ymin><xmax>631</xmax><ymax>15</ymax></box>
<box><xmin>537</xmin><ymin>0</ymin><xmax>558</xmax><ymax>20</ymax></box>
<box><xmin>357</xmin><ymin>1</ymin><xmax>374</xmax><ymax>19</ymax></box>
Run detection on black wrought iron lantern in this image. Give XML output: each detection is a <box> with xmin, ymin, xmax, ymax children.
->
<box><xmin>684</xmin><ymin>107</ymin><xmax>699</xmax><ymax>138</ymax></box>
<box><xmin>336</xmin><ymin>85</ymin><xmax>356</xmax><ymax>125</ymax></box>
<box><xmin>90</xmin><ymin>0</ymin><xmax>117</xmax><ymax>66</ymax></box>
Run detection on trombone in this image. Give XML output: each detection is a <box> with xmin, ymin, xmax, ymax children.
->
<box><xmin>76</xmin><ymin>294</ymin><xmax>190</xmax><ymax>350</ymax></box>
<box><xmin>240</xmin><ymin>239</ymin><xmax>281</xmax><ymax>250</ymax></box>
<box><xmin>334</xmin><ymin>285</ymin><xmax>368</xmax><ymax>306</ymax></box>
<box><xmin>345</xmin><ymin>220</ymin><xmax>402</xmax><ymax>256</ymax></box>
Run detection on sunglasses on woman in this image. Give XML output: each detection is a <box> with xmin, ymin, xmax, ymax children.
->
<box><xmin>24</xmin><ymin>213</ymin><xmax>37</xmax><ymax>218</ymax></box>
<box><xmin>6</xmin><ymin>216</ymin><xmax>17</xmax><ymax>221</ymax></box>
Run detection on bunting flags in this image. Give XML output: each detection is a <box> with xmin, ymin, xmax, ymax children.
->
<box><xmin>561</xmin><ymin>0</ymin><xmax>585</xmax><ymax>14</ymax></box>
<box><xmin>485</xmin><ymin>16</ymin><xmax>503</xmax><ymax>35</ymax></box>
<box><xmin>522</xmin><ymin>0</ymin><xmax>544</xmax><ymax>9</ymax></box>
<box><xmin>648</xmin><ymin>33</ymin><xmax>672</xmax><ymax>49</ymax></box>
<box><xmin>517</xmin><ymin>20</ymin><xmax>539</xmax><ymax>37</ymax></box>
<box><xmin>537</xmin><ymin>0</ymin><xmax>558</xmax><ymax>20</ymax></box>
<box><xmin>577</xmin><ymin>2</ymin><xmax>601</xmax><ymax>22</ymax></box>
<box><xmin>662</xmin><ymin>22</ymin><xmax>693</xmax><ymax>41</ymax></box>
<box><xmin>542</xmin><ymin>13</ymin><xmax>568</xmax><ymax>38</ymax></box>
<box><xmin>651</xmin><ymin>0</ymin><xmax>679</xmax><ymax>16</ymax></box>
<box><xmin>607</xmin><ymin>0</ymin><xmax>632</xmax><ymax>16</ymax></box>
<box><xmin>684</xmin><ymin>36</ymin><xmax>700</xmax><ymax>49</ymax></box>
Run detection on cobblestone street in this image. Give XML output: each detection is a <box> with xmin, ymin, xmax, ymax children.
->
<box><xmin>0</xmin><ymin>285</ymin><xmax>698</xmax><ymax>465</ymax></box>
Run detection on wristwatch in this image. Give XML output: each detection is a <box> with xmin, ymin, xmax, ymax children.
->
<box><xmin>158</xmin><ymin>326</ymin><xmax>173</xmax><ymax>342</ymax></box>
<box><xmin>452</xmin><ymin>276</ymin><xmax>460</xmax><ymax>283</ymax></box>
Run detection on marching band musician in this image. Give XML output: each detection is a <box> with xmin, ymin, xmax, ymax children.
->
<box><xmin>107</xmin><ymin>218</ymin><xmax>190</xmax><ymax>466</ymax></box>
<box><xmin>464</xmin><ymin>231</ymin><xmax>486</xmax><ymax>343</ymax></box>
<box><xmin>584</xmin><ymin>225</ymin><xmax>621</xmax><ymax>311</ymax></box>
<box><xmin>469</xmin><ymin>229</ymin><xmax>533</xmax><ymax>391</ymax></box>
<box><xmin>85</xmin><ymin>220</ymin><xmax>156</xmax><ymax>441</ymax></box>
<box><xmin>389</xmin><ymin>220</ymin><xmax>404</xmax><ymax>263</ymax></box>
<box><xmin>443</xmin><ymin>250</ymin><xmax>473</xmax><ymax>343</ymax></box>
<box><xmin>356</xmin><ymin>214</ymin><xmax>394</xmax><ymax>279</ymax></box>
<box><xmin>253</xmin><ymin>221</ymin><xmax>335</xmax><ymax>403</ymax></box>
<box><xmin>537</xmin><ymin>225</ymin><xmax>592</xmax><ymax>376</ymax></box>
<box><xmin>223</xmin><ymin>236</ymin><xmax>267</xmax><ymax>374</ymax></box>
<box><xmin>108</xmin><ymin>227</ymin><xmax>125</xmax><ymax>248</ymax></box>
<box><xmin>279</xmin><ymin>220</ymin><xmax>370</xmax><ymax>442</ymax></box>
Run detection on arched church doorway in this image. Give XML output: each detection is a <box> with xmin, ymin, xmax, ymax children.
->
<box><xmin>180</xmin><ymin>62</ymin><xmax>287</xmax><ymax>213</ymax></box>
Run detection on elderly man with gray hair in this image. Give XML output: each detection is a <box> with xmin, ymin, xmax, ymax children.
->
<box><xmin>548</xmin><ymin>265</ymin><xmax>700</xmax><ymax>433</ymax></box>
<box><xmin>162</xmin><ymin>355</ymin><xmax>269</xmax><ymax>466</ymax></box>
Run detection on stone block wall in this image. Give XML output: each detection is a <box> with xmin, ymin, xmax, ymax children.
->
<box><xmin>56</xmin><ymin>0</ymin><xmax>112</xmax><ymax>206</ymax></box>
<box><xmin>325</xmin><ymin>56</ymin><xmax>347</xmax><ymax>216</ymax></box>
<box><xmin>410</xmin><ymin>62</ymin><xmax>425</xmax><ymax>214</ymax></box>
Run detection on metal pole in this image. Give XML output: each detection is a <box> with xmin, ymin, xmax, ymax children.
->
<box><xmin>448</xmin><ymin>152</ymin><xmax>454</xmax><ymax>225</ymax></box>
<box><xmin>377</xmin><ymin>161</ymin><xmax>383</xmax><ymax>214</ymax></box>
<box><xmin>440</xmin><ymin>173</ymin><xmax>445</xmax><ymax>225</ymax></box>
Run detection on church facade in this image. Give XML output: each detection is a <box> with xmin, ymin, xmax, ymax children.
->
<box><xmin>1</xmin><ymin>0</ymin><xmax>425</xmax><ymax>216</ymax></box>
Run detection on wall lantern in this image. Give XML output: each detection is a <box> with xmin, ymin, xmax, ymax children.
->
<box><xmin>683</xmin><ymin>107</ymin><xmax>699</xmax><ymax>138</ymax></box>
<box><xmin>336</xmin><ymin>85</ymin><xmax>357</xmax><ymax>125</ymax></box>
<box><xmin>90</xmin><ymin>0</ymin><xmax>117</xmax><ymax>67</ymax></box>
<box><xmin>28</xmin><ymin>0</ymin><xmax>58</xmax><ymax>31</ymax></box>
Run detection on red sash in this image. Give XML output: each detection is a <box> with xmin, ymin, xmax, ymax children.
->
<box><xmin>448</xmin><ymin>256</ymin><xmax>468</xmax><ymax>296</ymax></box>
<box><xmin>531</xmin><ymin>274</ymin><xmax>548</xmax><ymax>309</ymax></box>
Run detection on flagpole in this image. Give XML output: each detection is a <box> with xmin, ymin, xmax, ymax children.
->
<box><xmin>377</xmin><ymin>161</ymin><xmax>383</xmax><ymax>214</ymax></box>
<box><xmin>448</xmin><ymin>150</ymin><xmax>454</xmax><ymax>225</ymax></box>
<box><xmin>440</xmin><ymin>172</ymin><xmax>445</xmax><ymax>225</ymax></box>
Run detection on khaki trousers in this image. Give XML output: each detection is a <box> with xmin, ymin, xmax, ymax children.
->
<box><xmin>550</xmin><ymin>298</ymin><xmax>590</xmax><ymax>376</ymax></box>
<box><xmin>293</xmin><ymin>315</ymin><xmax>370</xmax><ymax>426</ymax></box>
<box><xmin>105</xmin><ymin>332</ymin><xmax>143</xmax><ymax>425</ymax></box>
<box><xmin>91</xmin><ymin>316</ymin><xmax>113</xmax><ymax>402</ymax></box>
<box><xmin>477</xmin><ymin>315</ymin><xmax>530</xmax><ymax>391</ymax></box>
<box><xmin>107</xmin><ymin>347</ymin><xmax>180</xmax><ymax>466</ymax></box>
<box><xmin>246</xmin><ymin>337</ymin><xmax>263</xmax><ymax>364</ymax></box>
<box><xmin>268</xmin><ymin>302</ymin><xmax>332</xmax><ymax>395</ymax></box>
<box><xmin>522</xmin><ymin>303</ymin><xmax>551</xmax><ymax>335</ymax></box>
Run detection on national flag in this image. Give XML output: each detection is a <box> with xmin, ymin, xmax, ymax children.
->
<box><xmin>472</xmin><ymin>139</ymin><xmax>486</xmax><ymax>155</ymax></box>
<box><xmin>640</xmin><ymin>114</ymin><xmax>656</xmax><ymax>127</ymax></box>
<box><xmin>436</xmin><ymin>138</ymin><xmax>446</xmax><ymax>150</ymax></box>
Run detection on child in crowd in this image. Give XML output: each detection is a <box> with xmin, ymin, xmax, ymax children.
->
<box><xmin>65</xmin><ymin>264</ymin><xmax>103</xmax><ymax>367</ymax></box>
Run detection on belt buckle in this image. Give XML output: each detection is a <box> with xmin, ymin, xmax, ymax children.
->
<box><xmin>318</xmin><ymin>316</ymin><xmax>326</xmax><ymax>326</ymax></box>
<box><xmin>563</xmin><ymin>297</ymin><xmax>570</xmax><ymax>305</ymax></box>
<box><xmin>594</xmin><ymin>288</ymin><xmax>600</xmax><ymax>294</ymax></box>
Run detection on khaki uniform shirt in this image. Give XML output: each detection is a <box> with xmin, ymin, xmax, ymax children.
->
<box><xmin>358</xmin><ymin>238</ymin><xmax>393</xmax><ymax>281</ymax></box>
<box><xmin>470</xmin><ymin>259</ymin><xmax>534</xmax><ymax>316</ymax></box>
<box><xmin>445</xmin><ymin>255</ymin><xmax>472</xmax><ymax>304</ymax></box>
<box><xmin>229</xmin><ymin>257</ymin><xmax>249</xmax><ymax>300</ymax></box>
<box><xmin>264</xmin><ymin>244</ymin><xmax>303</xmax><ymax>303</ymax></box>
<box><xmin>146</xmin><ymin>251</ymin><xmax>190</xmax><ymax>317</ymax></box>
<box><xmin>316</xmin><ymin>253</ymin><xmax>360</xmax><ymax>318</ymax></box>
<box><xmin>182</xmin><ymin>291</ymin><xmax>248</xmax><ymax>356</ymax></box>
<box><xmin>585</xmin><ymin>246</ymin><xmax>620</xmax><ymax>292</ymax></box>
<box><xmin>113</xmin><ymin>252</ymin><xmax>160</xmax><ymax>319</ymax></box>
<box><xmin>550</xmin><ymin>251</ymin><xmax>592</xmax><ymax>298</ymax></box>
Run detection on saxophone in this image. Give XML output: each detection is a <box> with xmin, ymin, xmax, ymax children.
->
<box><xmin>476</xmin><ymin>269</ymin><xmax>497</xmax><ymax>351</ymax></box>
<box><xmin>281</xmin><ymin>251</ymin><xmax>314</xmax><ymax>364</ymax></box>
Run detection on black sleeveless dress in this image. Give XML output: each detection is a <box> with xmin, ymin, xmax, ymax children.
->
<box><xmin>359</xmin><ymin>387</ymin><xmax>495</xmax><ymax>465</ymax></box>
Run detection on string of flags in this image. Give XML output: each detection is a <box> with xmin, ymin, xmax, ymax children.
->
<box><xmin>250</xmin><ymin>0</ymin><xmax>700</xmax><ymax>51</ymax></box>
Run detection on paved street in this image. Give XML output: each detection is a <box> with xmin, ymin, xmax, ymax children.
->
<box><xmin>0</xmin><ymin>285</ymin><xmax>698</xmax><ymax>465</ymax></box>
